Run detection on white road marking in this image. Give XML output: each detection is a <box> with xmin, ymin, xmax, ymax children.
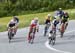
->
<box><xmin>45</xmin><ymin>30</ymin><xmax>75</xmax><ymax>53</ymax></box>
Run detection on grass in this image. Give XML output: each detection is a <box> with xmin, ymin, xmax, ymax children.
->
<box><xmin>0</xmin><ymin>9</ymin><xmax>75</xmax><ymax>32</ymax></box>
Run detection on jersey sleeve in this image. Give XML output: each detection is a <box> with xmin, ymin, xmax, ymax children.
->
<box><xmin>30</xmin><ymin>20</ymin><xmax>34</xmax><ymax>25</ymax></box>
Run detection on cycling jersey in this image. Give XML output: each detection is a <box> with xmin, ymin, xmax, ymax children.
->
<box><xmin>62</xmin><ymin>14</ymin><xmax>69</xmax><ymax>23</ymax></box>
<box><xmin>9</xmin><ymin>23</ymin><xmax>15</xmax><ymax>27</ymax></box>
<box><xmin>30</xmin><ymin>19</ymin><xmax>39</xmax><ymax>28</ymax></box>
<box><xmin>7</xmin><ymin>19</ymin><xmax>17</xmax><ymax>27</ymax></box>
<box><xmin>54</xmin><ymin>10</ymin><xmax>64</xmax><ymax>19</ymax></box>
<box><xmin>52</xmin><ymin>19</ymin><xmax>59</xmax><ymax>27</ymax></box>
<box><xmin>45</xmin><ymin>19</ymin><xmax>50</xmax><ymax>24</ymax></box>
<box><xmin>63</xmin><ymin>15</ymin><xmax>69</xmax><ymax>20</ymax></box>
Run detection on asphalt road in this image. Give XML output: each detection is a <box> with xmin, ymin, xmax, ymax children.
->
<box><xmin>0</xmin><ymin>20</ymin><xmax>75</xmax><ymax>53</ymax></box>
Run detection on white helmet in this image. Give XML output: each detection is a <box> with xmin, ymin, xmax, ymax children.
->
<box><xmin>47</xmin><ymin>14</ymin><xmax>51</xmax><ymax>17</ymax></box>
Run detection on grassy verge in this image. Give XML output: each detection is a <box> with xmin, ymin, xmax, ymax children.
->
<box><xmin>0</xmin><ymin>9</ymin><xmax>75</xmax><ymax>32</ymax></box>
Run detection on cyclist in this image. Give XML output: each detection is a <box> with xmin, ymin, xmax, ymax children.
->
<box><xmin>58</xmin><ymin>8</ymin><xmax>64</xmax><ymax>19</ymax></box>
<box><xmin>54</xmin><ymin>8</ymin><xmax>64</xmax><ymax>24</ymax></box>
<box><xmin>45</xmin><ymin>14</ymin><xmax>52</xmax><ymax>24</ymax></box>
<box><xmin>44</xmin><ymin>14</ymin><xmax>52</xmax><ymax>36</ymax></box>
<box><xmin>7</xmin><ymin>16</ymin><xmax>19</xmax><ymax>35</ymax></box>
<box><xmin>61</xmin><ymin>12</ymin><xmax>69</xmax><ymax>30</ymax></box>
<box><xmin>28</xmin><ymin>17</ymin><xmax>39</xmax><ymax>41</ymax></box>
<box><xmin>51</xmin><ymin>16</ymin><xmax>59</xmax><ymax>32</ymax></box>
<box><xmin>59</xmin><ymin>12</ymin><xmax>69</xmax><ymax>38</ymax></box>
<box><xmin>48</xmin><ymin>30</ymin><xmax>53</xmax><ymax>40</ymax></box>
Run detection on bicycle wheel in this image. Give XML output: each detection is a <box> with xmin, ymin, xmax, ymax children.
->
<box><xmin>52</xmin><ymin>37</ymin><xmax>56</xmax><ymax>45</ymax></box>
<box><xmin>49</xmin><ymin>37</ymin><xmax>52</xmax><ymax>44</ymax></box>
<box><xmin>8</xmin><ymin>32</ymin><xmax>12</xmax><ymax>43</ymax></box>
<box><xmin>29</xmin><ymin>28</ymin><xmax>35</xmax><ymax>44</ymax></box>
<box><xmin>52</xmin><ymin>30</ymin><xmax>56</xmax><ymax>45</ymax></box>
<box><xmin>60</xmin><ymin>32</ymin><xmax>64</xmax><ymax>38</ymax></box>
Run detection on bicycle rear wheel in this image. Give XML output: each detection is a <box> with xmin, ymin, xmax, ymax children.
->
<box><xmin>8</xmin><ymin>32</ymin><xmax>12</xmax><ymax>43</ymax></box>
<box><xmin>49</xmin><ymin>37</ymin><xmax>52</xmax><ymax>44</ymax></box>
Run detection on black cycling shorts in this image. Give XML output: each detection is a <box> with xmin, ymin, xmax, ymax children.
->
<box><xmin>9</xmin><ymin>23</ymin><xmax>15</xmax><ymax>27</ymax></box>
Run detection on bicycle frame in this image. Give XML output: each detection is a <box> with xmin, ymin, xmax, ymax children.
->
<box><xmin>29</xmin><ymin>26</ymin><xmax>36</xmax><ymax>44</ymax></box>
<box><xmin>8</xmin><ymin>27</ymin><xmax>15</xmax><ymax>42</ymax></box>
<box><xmin>60</xmin><ymin>23</ymin><xmax>65</xmax><ymax>38</ymax></box>
<box><xmin>44</xmin><ymin>24</ymin><xmax>50</xmax><ymax>36</ymax></box>
<box><xmin>49</xmin><ymin>27</ymin><xmax>56</xmax><ymax>45</ymax></box>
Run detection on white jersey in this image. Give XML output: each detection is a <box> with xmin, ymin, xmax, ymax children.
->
<box><xmin>10</xmin><ymin>19</ymin><xmax>17</xmax><ymax>24</ymax></box>
<box><xmin>31</xmin><ymin>20</ymin><xmax>35</xmax><ymax>25</ymax></box>
<box><xmin>7</xmin><ymin>19</ymin><xmax>18</xmax><ymax>27</ymax></box>
<box><xmin>52</xmin><ymin>19</ymin><xmax>56</xmax><ymax>24</ymax></box>
<box><xmin>30</xmin><ymin>20</ymin><xmax>39</xmax><ymax>27</ymax></box>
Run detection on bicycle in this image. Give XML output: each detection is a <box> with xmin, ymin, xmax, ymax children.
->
<box><xmin>60</xmin><ymin>23</ymin><xmax>65</xmax><ymax>38</ymax></box>
<box><xmin>8</xmin><ymin>27</ymin><xmax>15</xmax><ymax>43</ymax></box>
<box><xmin>49</xmin><ymin>28</ymin><xmax>56</xmax><ymax>45</ymax></box>
<box><xmin>28</xmin><ymin>27</ymin><xmax>36</xmax><ymax>44</ymax></box>
<box><xmin>44</xmin><ymin>23</ymin><xmax>50</xmax><ymax>36</ymax></box>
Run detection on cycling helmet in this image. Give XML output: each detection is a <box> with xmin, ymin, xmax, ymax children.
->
<box><xmin>47</xmin><ymin>14</ymin><xmax>51</xmax><ymax>17</ymax></box>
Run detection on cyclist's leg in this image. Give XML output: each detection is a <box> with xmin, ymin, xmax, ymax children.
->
<box><xmin>8</xmin><ymin>27</ymin><xmax>11</xmax><ymax>36</ymax></box>
<box><xmin>59</xmin><ymin>16</ymin><xmax>62</xmax><ymax>25</ymax></box>
<box><xmin>14</xmin><ymin>25</ymin><xmax>18</xmax><ymax>35</ymax></box>
<box><xmin>44</xmin><ymin>25</ymin><xmax>47</xmax><ymax>36</ymax></box>
<box><xmin>33</xmin><ymin>27</ymin><xmax>36</xmax><ymax>39</ymax></box>
<box><xmin>45</xmin><ymin>25</ymin><xmax>47</xmax><ymax>31</ymax></box>
<box><xmin>60</xmin><ymin>23</ymin><xmax>65</xmax><ymax>38</ymax></box>
<box><xmin>65</xmin><ymin>21</ymin><xmax>68</xmax><ymax>30</ymax></box>
<box><xmin>14</xmin><ymin>23</ymin><xmax>19</xmax><ymax>35</ymax></box>
<box><xmin>28</xmin><ymin>27</ymin><xmax>33</xmax><ymax>40</ymax></box>
<box><xmin>36</xmin><ymin>26</ymin><xmax>39</xmax><ymax>32</ymax></box>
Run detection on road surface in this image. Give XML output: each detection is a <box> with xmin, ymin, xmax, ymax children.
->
<box><xmin>0</xmin><ymin>20</ymin><xmax>75</xmax><ymax>53</ymax></box>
